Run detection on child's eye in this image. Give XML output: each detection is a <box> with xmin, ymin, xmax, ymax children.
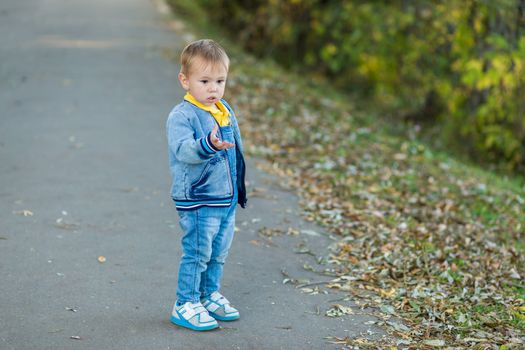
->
<box><xmin>217</xmin><ymin>80</ymin><xmax>224</xmax><ymax>84</ymax></box>
<box><xmin>200</xmin><ymin>80</ymin><xmax>208</xmax><ymax>84</ymax></box>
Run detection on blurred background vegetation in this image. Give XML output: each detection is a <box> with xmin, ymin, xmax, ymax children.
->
<box><xmin>194</xmin><ymin>0</ymin><xmax>525</xmax><ymax>176</ymax></box>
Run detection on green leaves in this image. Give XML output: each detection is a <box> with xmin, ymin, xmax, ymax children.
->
<box><xmin>200</xmin><ymin>0</ymin><xmax>525</xmax><ymax>173</ymax></box>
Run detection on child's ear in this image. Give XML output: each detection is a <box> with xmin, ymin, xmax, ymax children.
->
<box><xmin>178</xmin><ymin>72</ymin><xmax>189</xmax><ymax>90</ymax></box>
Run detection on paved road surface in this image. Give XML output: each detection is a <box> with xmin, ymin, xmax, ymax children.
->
<box><xmin>0</xmin><ymin>0</ymin><xmax>379</xmax><ymax>349</ymax></box>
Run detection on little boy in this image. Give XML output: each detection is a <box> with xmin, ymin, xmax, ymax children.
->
<box><xmin>166</xmin><ymin>39</ymin><xmax>247</xmax><ymax>331</ymax></box>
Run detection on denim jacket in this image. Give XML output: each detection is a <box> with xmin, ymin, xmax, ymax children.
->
<box><xmin>166</xmin><ymin>99</ymin><xmax>247</xmax><ymax>211</ymax></box>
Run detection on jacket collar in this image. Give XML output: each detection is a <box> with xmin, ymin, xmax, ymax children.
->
<box><xmin>184</xmin><ymin>93</ymin><xmax>230</xmax><ymax>118</ymax></box>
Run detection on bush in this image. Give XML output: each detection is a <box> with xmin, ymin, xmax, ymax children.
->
<box><xmin>198</xmin><ymin>0</ymin><xmax>525</xmax><ymax>173</ymax></box>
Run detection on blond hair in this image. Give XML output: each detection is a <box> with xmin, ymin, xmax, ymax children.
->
<box><xmin>180</xmin><ymin>39</ymin><xmax>229</xmax><ymax>75</ymax></box>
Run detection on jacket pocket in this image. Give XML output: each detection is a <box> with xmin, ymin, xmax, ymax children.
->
<box><xmin>190</xmin><ymin>155</ymin><xmax>232</xmax><ymax>199</ymax></box>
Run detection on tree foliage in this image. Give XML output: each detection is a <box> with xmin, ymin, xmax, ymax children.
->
<box><xmin>200</xmin><ymin>0</ymin><xmax>525</xmax><ymax>173</ymax></box>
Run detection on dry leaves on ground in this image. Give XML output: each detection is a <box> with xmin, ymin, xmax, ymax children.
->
<box><xmin>226</xmin><ymin>58</ymin><xmax>525</xmax><ymax>348</ymax></box>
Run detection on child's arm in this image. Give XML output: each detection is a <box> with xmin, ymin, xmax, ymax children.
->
<box><xmin>167</xmin><ymin>112</ymin><xmax>219</xmax><ymax>164</ymax></box>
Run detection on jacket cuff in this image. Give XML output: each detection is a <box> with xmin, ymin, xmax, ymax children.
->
<box><xmin>200</xmin><ymin>132</ymin><xmax>221</xmax><ymax>154</ymax></box>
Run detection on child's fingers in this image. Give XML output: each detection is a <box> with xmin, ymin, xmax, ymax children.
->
<box><xmin>210</xmin><ymin>125</ymin><xmax>234</xmax><ymax>149</ymax></box>
<box><xmin>215</xmin><ymin>142</ymin><xmax>234</xmax><ymax>150</ymax></box>
<box><xmin>211</xmin><ymin>124</ymin><xmax>219</xmax><ymax>140</ymax></box>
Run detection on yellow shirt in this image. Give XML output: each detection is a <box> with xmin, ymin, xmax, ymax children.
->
<box><xmin>184</xmin><ymin>93</ymin><xmax>231</xmax><ymax>127</ymax></box>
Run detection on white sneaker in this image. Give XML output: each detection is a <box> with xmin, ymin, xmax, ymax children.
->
<box><xmin>201</xmin><ymin>291</ymin><xmax>240</xmax><ymax>321</ymax></box>
<box><xmin>170</xmin><ymin>301</ymin><xmax>218</xmax><ymax>331</ymax></box>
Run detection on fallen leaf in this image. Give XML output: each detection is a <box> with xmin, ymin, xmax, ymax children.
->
<box><xmin>287</xmin><ymin>227</ymin><xmax>300</xmax><ymax>235</ymax></box>
<box><xmin>258</xmin><ymin>226</ymin><xmax>283</xmax><ymax>237</ymax></box>
<box><xmin>249</xmin><ymin>240</ymin><xmax>261</xmax><ymax>246</ymax></box>
<box><xmin>275</xmin><ymin>325</ymin><xmax>292</xmax><ymax>330</ymax></box>
<box><xmin>55</xmin><ymin>218</ymin><xmax>80</xmax><ymax>230</ymax></box>
<box><xmin>300</xmin><ymin>229</ymin><xmax>321</xmax><ymax>236</ymax></box>
<box><xmin>380</xmin><ymin>304</ymin><xmax>396</xmax><ymax>315</ymax></box>
<box><xmin>422</xmin><ymin>339</ymin><xmax>445</xmax><ymax>346</ymax></box>
<box><xmin>13</xmin><ymin>210</ymin><xmax>33</xmax><ymax>216</ymax></box>
<box><xmin>386</xmin><ymin>321</ymin><xmax>410</xmax><ymax>332</ymax></box>
<box><xmin>326</xmin><ymin>304</ymin><xmax>354</xmax><ymax>317</ymax></box>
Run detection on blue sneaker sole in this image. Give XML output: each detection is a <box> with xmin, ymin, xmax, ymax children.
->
<box><xmin>170</xmin><ymin>315</ymin><xmax>218</xmax><ymax>331</ymax></box>
<box><xmin>208</xmin><ymin>311</ymin><xmax>240</xmax><ymax>321</ymax></box>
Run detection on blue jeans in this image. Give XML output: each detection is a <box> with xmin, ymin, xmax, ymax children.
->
<box><xmin>175</xmin><ymin>199</ymin><xmax>237</xmax><ymax>304</ymax></box>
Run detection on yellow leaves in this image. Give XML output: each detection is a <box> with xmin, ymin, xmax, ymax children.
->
<box><xmin>473</xmin><ymin>16</ymin><xmax>484</xmax><ymax>34</ymax></box>
<box><xmin>320</xmin><ymin>43</ymin><xmax>338</xmax><ymax>63</ymax></box>
<box><xmin>446</xmin><ymin>7</ymin><xmax>463</xmax><ymax>22</ymax></box>
<box><xmin>501</xmin><ymin>72</ymin><xmax>516</xmax><ymax>90</ymax></box>
<box><xmin>461</xmin><ymin>58</ymin><xmax>483</xmax><ymax>86</ymax></box>
<box><xmin>460</xmin><ymin>55</ymin><xmax>517</xmax><ymax>90</ymax></box>
<box><xmin>430</xmin><ymin>74</ymin><xmax>451</xmax><ymax>97</ymax></box>
<box><xmin>478</xmin><ymin>56</ymin><xmax>515</xmax><ymax>90</ymax></box>
<box><xmin>368</xmin><ymin>184</ymin><xmax>381</xmax><ymax>193</ymax></box>
<box><xmin>511</xmin><ymin>309</ymin><xmax>525</xmax><ymax>322</ymax></box>
<box><xmin>324</xmin><ymin>43</ymin><xmax>337</xmax><ymax>56</ymax></box>
<box><xmin>491</xmin><ymin>56</ymin><xmax>509</xmax><ymax>74</ymax></box>
<box><xmin>365</xmin><ymin>285</ymin><xmax>398</xmax><ymax>300</ymax></box>
<box><xmin>475</xmin><ymin>74</ymin><xmax>494</xmax><ymax>90</ymax></box>
<box><xmin>357</xmin><ymin>55</ymin><xmax>383</xmax><ymax>81</ymax></box>
<box><xmin>379</xmin><ymin>288</ymin><xmax>397</xmax><ymax>299</ymax></box>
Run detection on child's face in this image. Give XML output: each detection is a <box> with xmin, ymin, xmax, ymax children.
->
<box><xmin>178</xmin><ymin>57</ymin><xmax>228</xmax><ymax>106</ymax></box>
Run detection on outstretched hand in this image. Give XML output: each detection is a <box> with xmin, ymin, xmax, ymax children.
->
<box><xmin>210</xmin><ymin>124</ymin><xmax>235</xmax><ymax>150</ymax></box>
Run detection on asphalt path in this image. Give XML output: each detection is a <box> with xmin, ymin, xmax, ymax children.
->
<box><xmin>0</xmin><ymin>0</ymin><xmax>380</xmax><ymax>349</ymax></box>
